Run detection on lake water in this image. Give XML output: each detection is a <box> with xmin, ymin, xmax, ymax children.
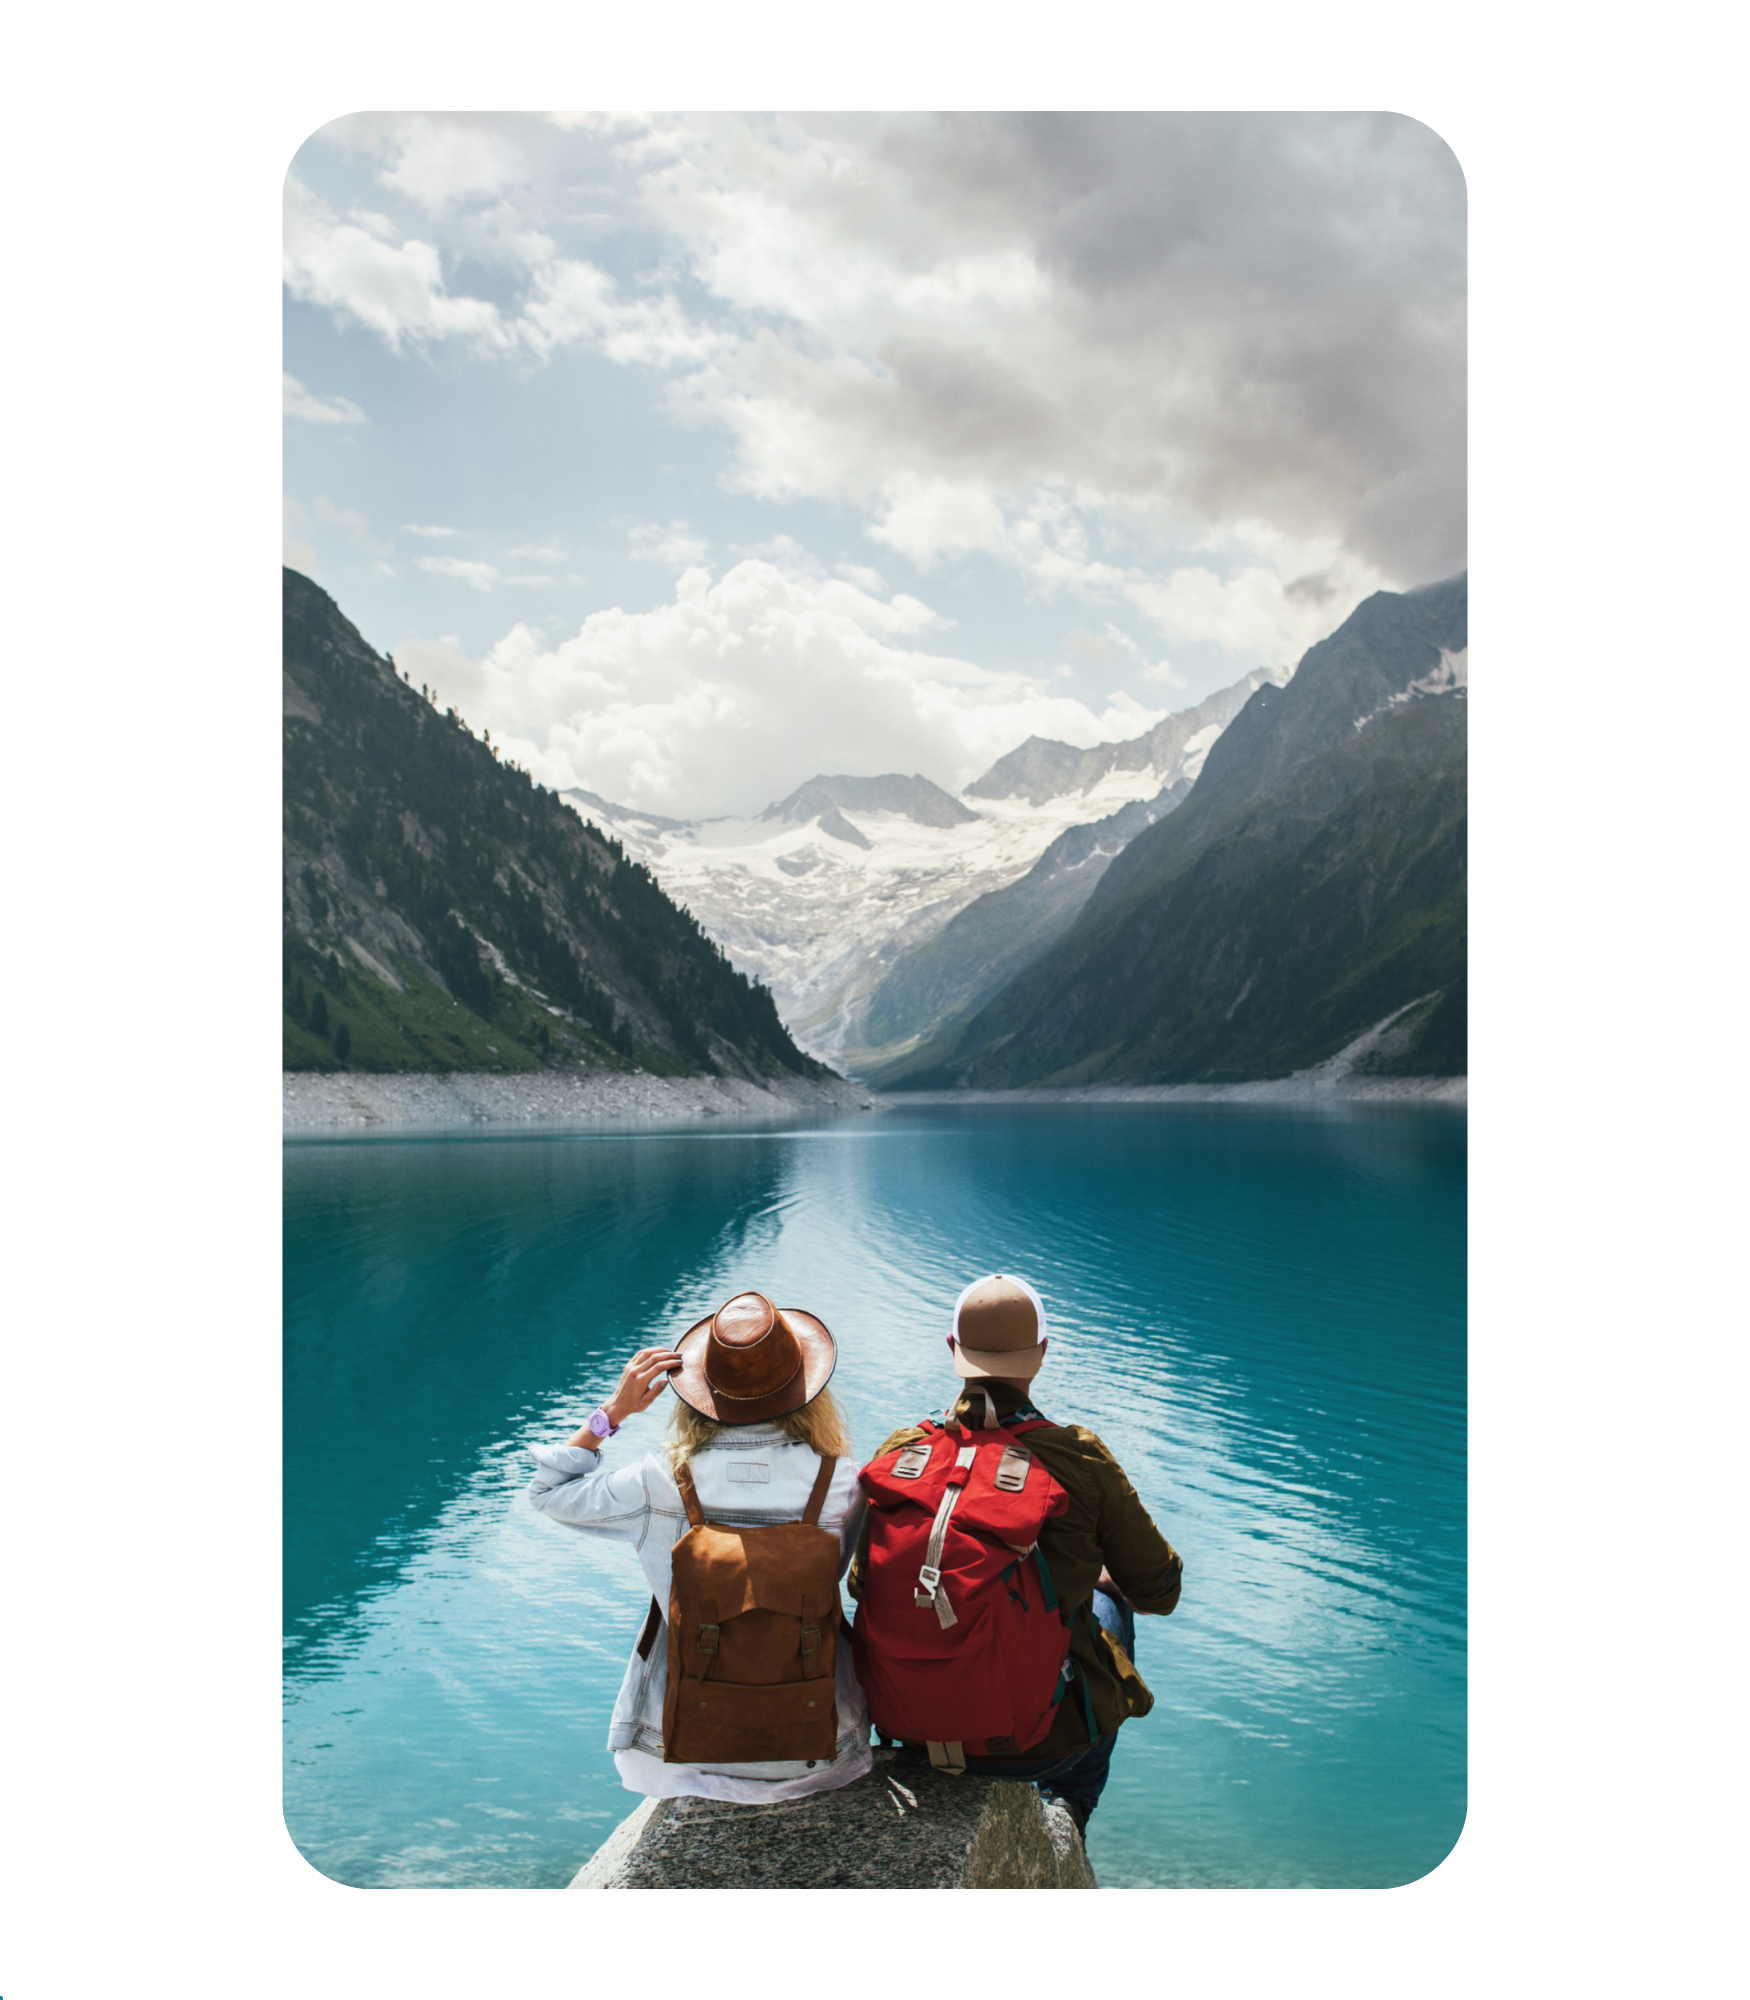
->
<box><xmin>284</xmin><ymin>1104</ymin><xmax>1465</xmax><ymax>1889</ymax></box>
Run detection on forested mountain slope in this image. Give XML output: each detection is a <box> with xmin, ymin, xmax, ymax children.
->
<box><xmin>282</xmin><ymin>568</ymin><xmax>825</xmax><ymax>1080</ymax></box>
<box><xmin>893</xmin><ymin>578</ymin><xmax>1467</xmax><ymax>1087</ymax></box>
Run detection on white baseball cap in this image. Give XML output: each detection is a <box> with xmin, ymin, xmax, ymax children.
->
<box><xmin>950</xmin><ymin>1272</ymin><xmax>1049</xmax><ymax>1379</ymax></box>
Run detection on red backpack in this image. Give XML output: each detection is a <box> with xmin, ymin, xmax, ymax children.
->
<box><xmin>853</xmin><ymin>1401</ymin><xmax>1083</xmax><ymax>1772</ymax></box>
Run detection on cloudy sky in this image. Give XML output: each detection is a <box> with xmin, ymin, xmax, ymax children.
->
<box><xmin>284</xmin><ymin>111</ymin><xmax>1465</xmax><ymax>817</ymax></box>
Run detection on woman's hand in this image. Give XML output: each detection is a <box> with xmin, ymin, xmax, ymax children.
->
<box><xmin>567</xmin><ymin>1347</ymin><xmax>684</xmax><ymax>1445</ymax></box>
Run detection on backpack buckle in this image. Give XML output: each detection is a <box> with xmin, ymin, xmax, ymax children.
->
<box><xmin>915</xmin><ymin>1563</ymin><xmax>958</xmax><ymax>1629</ymax></box>
<box><xmin>696</xmin><ymin>1623</ymin><xmax>720</xmax><ymax>1655</ymax></box>
<box><xmin>800</xmin><ymin>1622</ymin><xmax>821</xmax><ymax>1654</ymax></box>
<box><xmin>993</xmin><ymin>1443</ymin><xmax>1032</xmax><ymax>1493</ymax></box>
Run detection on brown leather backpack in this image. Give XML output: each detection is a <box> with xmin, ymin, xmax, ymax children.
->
<box><xmin>661</xmin><ymin>1453</ymin><xmax>842</xmax><ymax>1765</ymax></box>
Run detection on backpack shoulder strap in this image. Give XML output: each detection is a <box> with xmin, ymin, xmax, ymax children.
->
<box><xmin>636</xmin><ymin>1593</ymin><xmax>663</xmax><ymax>1659</ymax></box>
<box><xmin>673</xmin><ymin>1457</ymin><xmax>707</xmax><ymax>1529</ymax></box>
<box><xmin>802</xmin><ymin>1453</ymin><xmax>838</xmax><ymax>1526</ymax></box>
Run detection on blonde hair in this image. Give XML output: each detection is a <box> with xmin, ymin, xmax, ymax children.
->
<box><xmin>666</xmin><ymin>1386</ymin><xmax>852</xmax><ymax>1467</ymax></box>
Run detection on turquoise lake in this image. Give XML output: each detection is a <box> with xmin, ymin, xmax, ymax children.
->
<box><xmin>283</xmin><ymin>1104</ymin><xmax>1465</xmax><ymax>1889</ymax></box>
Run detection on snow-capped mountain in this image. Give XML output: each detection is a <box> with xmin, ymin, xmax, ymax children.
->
<box><xmin>564</xmin><ymin>667</ymin><xmax>1283</xmax><ymax>1070</ymax></box>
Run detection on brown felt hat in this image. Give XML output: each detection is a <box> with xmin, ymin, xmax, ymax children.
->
<box><xmin>668</xmin><ymin>1290</ymin><xmax>837</xmax><ymax>1425</ymax></box>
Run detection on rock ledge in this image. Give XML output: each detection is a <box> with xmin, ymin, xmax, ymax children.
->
<box><xmin>571</xmin><ymin>1757</ymin><xmax>1096</xmax><ymax>1890</ymax></box>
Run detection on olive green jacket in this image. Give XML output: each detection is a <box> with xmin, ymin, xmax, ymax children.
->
<box><xmin>847</xmin><ymin>1379</ymin><xmax>1183</xmax><ymax>1762</ymax></box>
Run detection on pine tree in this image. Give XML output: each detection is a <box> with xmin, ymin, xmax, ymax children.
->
<box><xmin>310</xmin><ymin>991</ymin><xmax>330</xmax><ymax>1035</ymax></box>
<box><xmin>334</xmin><ymin>1020</ymin><xmax>351</xmax><ymax>1062</ymax></box>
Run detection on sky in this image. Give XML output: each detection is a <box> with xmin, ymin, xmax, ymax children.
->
<box><xmin>284</xmin><ymin>111</ymin><xmax>1465</xmax><ymax>819</ymax></box>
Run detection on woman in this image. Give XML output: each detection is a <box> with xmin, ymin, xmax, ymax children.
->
<box><xmin>526</xmin><ymin>1289</ymin><xmax>872</xmax><ymax>1803</ymax></box>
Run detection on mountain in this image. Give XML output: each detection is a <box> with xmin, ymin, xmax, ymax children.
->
<box><xmin>965</xmin><ymin>674</ymin><xmax>1280</xmax><ymax>807</ymax></box>
<box><xmin>856</xmin><ymin>783</ymin><xmax>1188</xmax><ymax>1076</ymax></box>
<box><xmin>855</xmin><ymin>671</ymin><xmax>1276</xmax><ymax>1076</ymax></box>
<box><xmin>764</xmin><ymin>772</ymin><xmax>978</xmax><ymax>831</ymax></box>
<box><xmin>282</xmin><ymin>568</ymin><xmax>825</xmax><ymax>1081</ymax></box>
<box><xmin>563</xmin><ymin>667</ymin><xmax>1275</xmax><ymax>1072</ymax></box>
<box><xmin>893</xmin><ymin>576</ymin><xmax>1467</xmax><ymax>1088</ymax></box>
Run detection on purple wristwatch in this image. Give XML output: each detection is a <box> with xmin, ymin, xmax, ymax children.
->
<box><xmin>586</xmin><ymin>1407</ymin><xmax>620</xmax><ymax>1443</ymax></box>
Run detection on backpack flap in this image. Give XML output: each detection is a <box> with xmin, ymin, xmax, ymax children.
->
<box><xmin>662</xmin><ymin>1456</ymin><xmax>843</xmax><ymax>1765</ymax></box>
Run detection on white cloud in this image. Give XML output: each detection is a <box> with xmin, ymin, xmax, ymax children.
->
<box><xmin>617</xmin><ymin>114</ymin><xmax>1461</xmax><ymax>590</ymax></box>
<box><xmin>1103</xmin><ymin>691</ymin><xmax>1157</xmax><ymax>725</ymax></box>
<box><xmin>630</xmin><ymin>520</ymin><xmax>711</xmax><ymax>567</ymax></box>
<box><xmin>378</xmin><ymin>116</ymin><xmax>531</xmax><ymax>211</ymax></box>
<box><xmin>403</xmin><ymin>523</ymin><xmax>460</xmax><ymax>538</ymax></box>
<box><xmin>415</xmin><ymin>560</ymin><xmax>1163</xmax><ymax>818</ymax></box>
<box><xmin>1126</xmin><ymin>566</ymin><xmax>1314</xmax><ymax>659</ymax></box>
<box><xmin>289</xmin><ymin>113</ymin><xmax>1463</xmax><ymax>657</ymax></box>
<box><xmin>1122</xmin><ymin>535</ymin><xmax>1382</xmax><ymax>666</ymax></box>
<box><xmin>285</xmin><ymin>161</ymin><xmax>721</xmax><ymax>378</ymax></box>
<box><xmin>283</xmin><ymin>177</ymin><xmax>510</xmax><ymax>353</ymax></box>
<box><xmin>520</xmin><ymin>257</ymin><xmax>723</xmax><ymax>366</ymax></box>
<box><xmin>414</xmin><ymin>554</ymin><xmax>499</xmax><ymax>591</ymax></box>
<box><xmin>867</xmin><ymin>476</ymin><xmax>1010</xmax><ymax>565</ymax></box>
<box><xmin>282</xmin><ymin>373</ymin><xmax>366</xmax><ymax>425</ymax></box>
<box><xmin>621</xmin><ymin>113</ymin><xmax>1464</xmax><ymax>584</ymax></box>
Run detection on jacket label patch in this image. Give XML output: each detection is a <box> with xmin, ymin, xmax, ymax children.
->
<box><xmin>725</xmin><ymin>1462</ymin><xmax>772</xmax><ymax>1484</ymax></box>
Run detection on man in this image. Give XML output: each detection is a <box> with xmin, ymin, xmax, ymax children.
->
<box><xmin>847</xmin><ymin>1272</ymin><xmax>1183</xmax><ymax>1835</ymax></box>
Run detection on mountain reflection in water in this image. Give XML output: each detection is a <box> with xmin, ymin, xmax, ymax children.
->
<box><xmin>284</xmin><ymin>1105</ymin><xmax>1465</xmax><ymax>1888</ymax></box>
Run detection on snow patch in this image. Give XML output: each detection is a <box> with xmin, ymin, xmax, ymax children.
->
<box><xmin>1354</xmin><ymin>647</ymin><xmax>1468</xmax><ymax>732</ymax></box>
<box><xmin>1178</xmin><ymin>722</ymin><xmax>1224</xmax><ymax>786</ymax></box>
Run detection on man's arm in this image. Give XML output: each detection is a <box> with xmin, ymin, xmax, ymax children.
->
<box><xmin>1095</xmin><ymin>1459</ymin><xmax>1183</xmax><ymax>1615</ymax></box>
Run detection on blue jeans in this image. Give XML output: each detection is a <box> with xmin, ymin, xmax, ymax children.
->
<box><xmin>956</xmin><ymin>1588</ymin><xmax>1135</xmax><ymax>1828</ymax></box>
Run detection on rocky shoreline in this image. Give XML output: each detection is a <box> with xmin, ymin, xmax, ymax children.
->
<box><xmin>283</xmin><ymin>1059</ymin><xmax>1462</xmax><ymax>1132</ymax></box>
<box><xmin>283</xmin><ymin>1067</ymin><xmax>880</xmax><ymax>1133</ymax></box>
<box><xmin>284</xmin><ymin>1010</ymin><xmax>1461</xmax><ymax>1132</ymax></box>
<box><xmin>883</xmin><ymin>1073</ymin><xmax>1464</xmax><ymax>1108</ymax></box>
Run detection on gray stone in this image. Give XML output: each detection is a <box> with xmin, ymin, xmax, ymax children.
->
<box><xmin>570</xmin><ymin>1754</ymin><xmax>1096</xmax><ymax>1890</ymax></box>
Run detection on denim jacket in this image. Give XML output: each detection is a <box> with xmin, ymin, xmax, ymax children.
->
<box><xmin>527</xmin><ymin>1423</ymin><xmax>872</xmax><ymax>1802</ymax></box>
